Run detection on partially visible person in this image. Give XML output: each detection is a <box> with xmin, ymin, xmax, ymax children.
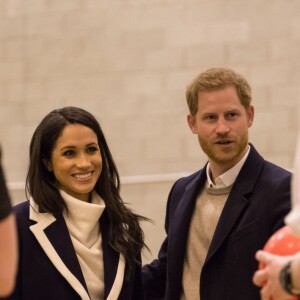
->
<box><xmin>253</xmin><ymin>114</ymin><xmax>300</xmax><ymax>299</ymax></box>
<box><xmin>142</xmin><ymin>67</ymin><xmax>292</xmax><ymax>299</ymax></box>
<box><xmin>253</xmin><ymin>251</ymin><xmax>300</xmax><ymax>299</ymax></box>
<box><xmin>2</xmin><ymin>107</ymin><xmax>147</xmax><ymax>300</ymax></box>
<box><xmin>0</xmin><ymin>147</ymin><xmax>18</xmax><ymax>297</ymax></box>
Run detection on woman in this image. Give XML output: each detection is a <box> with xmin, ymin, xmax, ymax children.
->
<box><xmin>4</xmin><ymin>107</ymin><xmax>146</xmax><ymax>300</ymax></box>
<box><xmin>0</xmin><ymin>148</ymin><xmax>18</xmax><ymax>297</ymax></box>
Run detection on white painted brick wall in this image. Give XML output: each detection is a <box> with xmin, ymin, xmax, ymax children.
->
<box><xmin>0</xmin><ymin>0</ymin><xmax>299</xmax><ymax>258</ymax></box>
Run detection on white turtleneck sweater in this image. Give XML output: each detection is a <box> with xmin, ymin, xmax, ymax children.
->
<box><xmin>61</xmin><ymin>189</ymin><xmax>106</xmax><ymax>300</ymax></box>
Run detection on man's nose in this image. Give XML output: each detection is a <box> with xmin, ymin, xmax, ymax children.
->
<box><xmin>215</xmin><ymin>118</ymin><xmax>230</xmax><ymax>134</ymax></box>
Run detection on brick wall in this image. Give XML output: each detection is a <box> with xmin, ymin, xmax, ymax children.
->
<box><xmin>0</xmin><ymin>0</ymin><xmax>299</xmax><ymax>260</ymax></box>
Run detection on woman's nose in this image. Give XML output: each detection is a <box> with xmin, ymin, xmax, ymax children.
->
<box><xmin>77</xmin><ymin>154</ymin><xmax>91</xmax><ymax>167</ymax></box>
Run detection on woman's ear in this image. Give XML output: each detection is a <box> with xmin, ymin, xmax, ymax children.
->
<box><xmin>42</xmin><ymin>159</ymin><xmax>52</xmax><ymax>172</ymax></box>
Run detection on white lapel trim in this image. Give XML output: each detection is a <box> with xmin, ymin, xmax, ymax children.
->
<box><xmin>29</xmin><ymin>200</ymin><xmax>90</xmax><ymax>300</ymax></box>
<box><xmin>107</xmin><ymin>253</ymin><xmax>126</xmax><ymax>300</ymax></box>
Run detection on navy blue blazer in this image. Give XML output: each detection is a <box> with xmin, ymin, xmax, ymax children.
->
<box><xmin>2</xmin><ymin>200</ymin><xmax>143</xmax><ymax>300</ymax></box>
<box><xmin>142</xmin><ymin>145</ymin><xmax>292</xmax><ymax>300</ymax></box>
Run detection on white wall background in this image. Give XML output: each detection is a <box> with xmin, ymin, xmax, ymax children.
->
<box><xmin>0</xmin><ymin>0</ymin><xmax>299</xmax><ymax>262</ymax></box>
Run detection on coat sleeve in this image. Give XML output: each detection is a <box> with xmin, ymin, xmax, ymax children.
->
<box><xmin>142</xmin><ymin>179</ymin><xmax>185</xmax><ymax>300</ymax></box>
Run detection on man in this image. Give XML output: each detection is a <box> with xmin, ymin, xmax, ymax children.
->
<box><xmin>253</xmin><ymin>109</ymin><xmax>300</xmax><ymax>299</ymax></box>
<box><xmin>142</xmin><ymin>67</ymin><xmax>292</xmax><ymax>300</ymax></box>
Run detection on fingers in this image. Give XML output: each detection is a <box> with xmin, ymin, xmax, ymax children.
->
<box><xmin>253</xmin><ymin>251</ymin><xmax>275</xmax><ymax>287</ymax></box>
<box><xmin>256</xmin><ymin>250</ymin><xmax>272</xmax><ymax>264</ymax></box>
<box><xmin>253</xmin><ymin>269</ymin><xmax>267</xmax><ymax>287</ymax></box>
<box><xmin>260</xmin><ymin>282</ymin><xmax>271</xmax><ymax>300</ymax></box>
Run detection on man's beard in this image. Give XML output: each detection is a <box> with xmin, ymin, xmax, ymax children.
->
<box><xmin>198</xmin><ymin>132</ymin><xmax>249</xmax><ymax>165</ymax></box>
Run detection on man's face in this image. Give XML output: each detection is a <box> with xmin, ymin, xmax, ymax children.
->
<box><xmin>187</xmin><ymin>86</ymin><xmax>254</xmax><ymax>175</ymax></box>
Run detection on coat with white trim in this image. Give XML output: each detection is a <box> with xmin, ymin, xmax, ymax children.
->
<box><xmin>1</xmin><ymin>201</ymin><xmax>143</xmax><ymax>300</ymax></box>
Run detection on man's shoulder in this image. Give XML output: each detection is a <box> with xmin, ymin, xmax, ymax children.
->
<box><xmin>248</xmin><ymin>144</ymin><xmax>291</xmax><ymax>178</ymax></box>
<box><xmin>175</xmin><ymin>168</ymin><xmax>205</xmax><ymax>185</ymax></box>
<box><xmin>261</xmin><ymin>159</ymin><xmax>292</xmax><ymax>180</ymax></box>
<box><xmin>263</xmin><ymin>159</ymin><xmax>291</xmax><ymax>173</ymax></box>
<box><xmin>168</xmin><ymin>168</ymin><xmax>206</xmax><ymax>198</ymax></box>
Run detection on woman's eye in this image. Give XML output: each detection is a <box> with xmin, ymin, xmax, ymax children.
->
<box><xmin>63</xmin><ymin>150</ymin><xmax>75</xmax><ymax>157</ymax></box>
<box><xmin>87</xmin><ymin>146</ymin><xmax>98</xmax><ymax>153</ymax></box>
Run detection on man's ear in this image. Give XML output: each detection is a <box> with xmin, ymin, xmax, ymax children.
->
<box><xmin>187</xmin><ymin>114</ymin><xmax>198</xmax><ymax>134</ymax></box>
<box><xmin>247</xmin><ymin>105</ymin><xmax>254</xmax><ymax>128</ymax></box>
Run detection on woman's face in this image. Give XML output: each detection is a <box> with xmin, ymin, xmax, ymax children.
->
<box><xmin>47</xmin><ymin>124</ymin><xmax>102</xmax><ymax>202</ymax></box>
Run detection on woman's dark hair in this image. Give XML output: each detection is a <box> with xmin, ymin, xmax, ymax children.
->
<box><xmin>26</xmin><ymin>106</ymin><xmax>147</xmax><ymax>278</ymax></box>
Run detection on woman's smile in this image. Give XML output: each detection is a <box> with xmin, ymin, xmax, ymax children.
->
<box><xmin>48</xmin><ymin>124</ymin><xmax>102</xmax><ymax>202</ymax></box>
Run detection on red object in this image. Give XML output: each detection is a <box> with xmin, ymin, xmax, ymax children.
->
<box><xmin>260</xmin><ymin>225</ymin><xmax>300</xmax><ymax>300</ymax></box>
<box><xmin>264</xmin><ymin>226</ymin><xmax>300</xmax><ymax>255</ymax></box>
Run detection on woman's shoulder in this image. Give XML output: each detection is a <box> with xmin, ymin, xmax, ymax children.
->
<box><xmin>13</xmin><ymin>200</ymin><xmax>30</xmax><ymax>217</ymax></box>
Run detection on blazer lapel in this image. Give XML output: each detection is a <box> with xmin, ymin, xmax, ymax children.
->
<box><xmin>29</xmin><ymin>200</ymin><xmax>90</xmax><ymax>300</ymax></box>
<box><xmin>205</xmin><ymin>189</ymin><xmax>248</xmax><ymax>263</ymax></box>
<box><xmin>205</xmin><ymin>144</ymin><xmax>264</xmax><ymax>263</ymax></box>
<box><xmin>101</xmin><ymin>212</ymin><xmax>126</xmax><ymax>300</ymax></box>
<box><xmin>106</xmin><ymin>254</ymin><xmax>125</xmax><ymax>300</ymax></box>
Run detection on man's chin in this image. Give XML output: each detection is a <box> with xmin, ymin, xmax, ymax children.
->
<box><xmin>209</xmin><ymin>152</ymin><xmax>238</xmax><ymax>165</ymax></box>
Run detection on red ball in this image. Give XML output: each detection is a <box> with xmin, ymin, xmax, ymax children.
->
<box><xmin>263</xmin><ymin>226</ymin><xmax>300</xmax><ymax>256</ymax></box>
<box><xmin>260</xmin><ymin>225</ymin><xmax>300</xmax><ymax>300</ymax></box>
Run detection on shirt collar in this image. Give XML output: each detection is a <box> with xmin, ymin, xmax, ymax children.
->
<box><xmin>206</xmin><ymin>145</ymin><xmax>251</xmax><ymax>189</ymax></box>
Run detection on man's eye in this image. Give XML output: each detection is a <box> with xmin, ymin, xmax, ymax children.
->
<box><xmin>204</xmin><ymin>115</ymin><xmax>216</xmax><ymax>121</ymax></box>
<box><xmin>227</xmin><ymin>112</ymin><xmax>238</xmax><ymax>119</ymax></box>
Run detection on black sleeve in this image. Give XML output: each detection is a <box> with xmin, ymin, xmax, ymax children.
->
<box><xmin>0</xmin><ymin>148</ymin><xmax>12</xmax><ymax>221</ymax></box>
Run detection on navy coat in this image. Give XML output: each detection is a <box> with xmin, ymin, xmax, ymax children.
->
<box><xmin>142</xmin><ymin>145</ymin><xmax>292</xmax><ymax>300</ymax></box>
<box><xmin>2</xmin><ymin>200</ymin><xmax>143</xmax><ymax>300</ymax></box>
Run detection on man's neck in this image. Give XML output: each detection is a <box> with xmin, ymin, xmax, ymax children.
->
<box><xmin>208</xmin><ymin>145</ymin><xmax>251</xmax><ymax>184</ymax></box>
